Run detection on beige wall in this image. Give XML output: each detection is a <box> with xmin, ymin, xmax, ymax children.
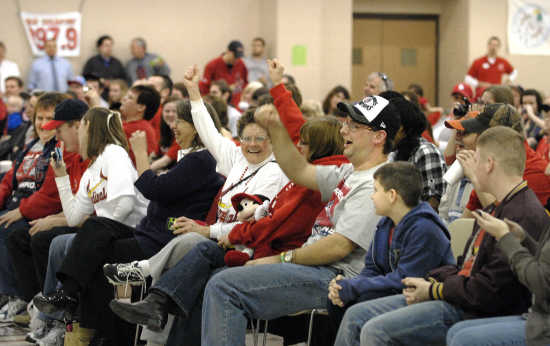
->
<box><xmin>468</xmin><ymin>0</ymin><xmax>550</xmax><ymax>97</ymax></box>
<box><xmin>0</xmin><ymin>0</ymin><xmax>351</xmax><ymax>101</ymax></box>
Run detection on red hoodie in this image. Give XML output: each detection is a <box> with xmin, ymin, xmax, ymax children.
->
<box><xmin>0</xmin><ymin>150</ymin><xmax>88</xmax><ymax>220</ymax></box>
<box><xmin>228</xmin><ymin>83</ymin><xmax>349</xmax><ymax>258</ymax></box>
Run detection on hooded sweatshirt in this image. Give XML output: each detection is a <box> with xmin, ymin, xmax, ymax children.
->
<box><xmin>337</xmin><ymin>201</ymin><xmax>455</xmax><ymax>305</ymax></box>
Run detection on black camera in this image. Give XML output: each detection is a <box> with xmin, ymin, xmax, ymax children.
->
<box><xmin>453</xmin><ymin>96</ymin><xmax>471</xmax><ymax>118</ymax></box>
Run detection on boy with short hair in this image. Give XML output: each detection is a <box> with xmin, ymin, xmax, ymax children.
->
<box><xmin>4</xmin><ymin>95</ymin><xmax>24</xmax><ymax>133</ymax></box>
<box><xmin>328</xmin><ymin>161</ymin><xmax>454</xmax><ymax>339</ymax></box>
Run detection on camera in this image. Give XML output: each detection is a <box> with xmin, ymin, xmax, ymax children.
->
<box><xmin>82</xmin><ymin>85</ymin><xmax>90</xmax><ymax>93</ymax></box>
<box><xmin>453</xmin><ymin>96</ymin><xmax>471</xmax><ymax>118</ymax></box>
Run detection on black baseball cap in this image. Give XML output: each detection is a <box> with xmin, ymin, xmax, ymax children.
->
<box><xmin>445</xmin><ymin>103</ymin><xmax>503</xmax><ymax>134</ymax></box>
<box><xmin>337</xmin><ymin>95</ymin><xmax>401</xmax><ymax>140</ymax></box>
<box><xmin>228</xmin><ymin>40</ymin><xmax>244</xmax><ymax>58</ymax></box>
<box><xmin>42</xmin><ymin>99</ymin><xmax>89</xmax><ymax>130</ymax></box>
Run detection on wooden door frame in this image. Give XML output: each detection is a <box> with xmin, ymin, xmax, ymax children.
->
<box><xmin>353</xmin><ymin>13</ymin><xmax>440</xmax><ymax>104</ymax></box>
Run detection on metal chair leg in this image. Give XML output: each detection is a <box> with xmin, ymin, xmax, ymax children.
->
<box><xmin>306</xmin><ymin>309</ymin><xmax>317</xmax><ymax>346</ymax></box>
<box><xmin>262</xmin><ymin>320</ymin><xmax>269</xmax><ymax>346</ymax></box>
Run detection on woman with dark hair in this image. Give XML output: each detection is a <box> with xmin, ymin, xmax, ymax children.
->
<box><xmin>382</xmin><ymin>92</ymin><xmax>447</xmax><ymax>210</ymax></box>
<box><xmin>149</xmin><ymin>96</ymin><xmax>181</xmax><ymax>172</ymax></box>
<box><xmin>322</xmin><ymin>85</ymin><xmax>350</xmax><ymax>115</ymax></box>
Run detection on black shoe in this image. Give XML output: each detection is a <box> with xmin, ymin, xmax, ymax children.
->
<box><xmin>109</xmin><ymin>290</ymin><xmax>169</xmax><ymax>332</ymax></box>
<box><xmin>33</xmin><ymin>290</ymin><xmax>78</xmax><ymax>315</ymax></box>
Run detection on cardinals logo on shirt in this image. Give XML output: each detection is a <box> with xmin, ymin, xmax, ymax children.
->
<box><xmin>86</xmin><ymin>169</ymin><xmax>108</xmax><ymax>204</ymax></box>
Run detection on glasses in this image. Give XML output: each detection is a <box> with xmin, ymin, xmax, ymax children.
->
<box><xmin>240</xmin><ymin>136</ymin><xmax>267</xmax><ymax>144</ymax></box>
<box><xmin>342</xmin><ymin>118</ymin><xmax>375</xmax><ymax>132</ymax></box>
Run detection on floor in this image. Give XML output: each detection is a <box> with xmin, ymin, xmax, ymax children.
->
<box><xmin>0</xmin><ymin>322</ymin><xmax>300</xmax><ymax>345</ymax></box>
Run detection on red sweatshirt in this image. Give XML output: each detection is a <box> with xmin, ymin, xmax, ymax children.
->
<box><xmin>0</xmin><ymin>151</ymin><xmax>87</xmax><ymax>220</ymax></box>
<box><xmin>199</xmin><ymin>56</ymin><xmax>248</xmax><ymax>108</ymax></box>
<box><xmin>228</xmin><ymin>83</ymin><xmax>349</xmax><ymax>258</ymax></box>
<box><xmin>123</xmin><ymin>119</ymin><xmax>159</xmax><ymax>165</ymax></box>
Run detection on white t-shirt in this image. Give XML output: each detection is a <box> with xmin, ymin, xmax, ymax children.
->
<box><xmin>191</xmin><ymin>100</ymin><xmax>289</xmax><ymax>239</ymax></box>
<box><xmin>0</xmin><ymin>59</ymin><xmax>20</xmax><ymax>93</ymax></box>
<box><xmin>56</xmin><ymin>144</ymin><xmax>149</xmax><ymax>227</ymax></box>
<box><xmin>304</xmin><ymin>162</ymin><xmax>384</xmax><ymax>278</ymax></box>
<box><xmin>227</xmin><ymin>105</ymin><xmax>242</xmax><ymax>138</ymax></box>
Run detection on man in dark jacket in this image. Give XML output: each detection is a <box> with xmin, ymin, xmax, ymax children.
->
<box><xmin>328</xmin><ymin>162</ymin><xmax>454</xmax><ymax>340</ymax></box>
<box><xmin>333</xmin><ymin>126</ymin><xmax>550</xmax><ymax>346</ymax></box>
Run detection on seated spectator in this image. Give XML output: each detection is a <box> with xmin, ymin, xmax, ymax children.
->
<box><xmin>480</xmin><ymin>85</ymin><xmax>514</xmax><ymax>105</ymax></box>
<box><xmin>209</xmin><ymin>79</ymin><xmax>241</xmax><ymax>136</ymax></box>
<box><xmin>204</xmin><ymin>95</ymin><xmax>233</xmax><ymax>139</ymax></box>
<box><xmin>34</xmin><ymin>101</ymin><xmax>223</xmax><ymax>345</ymax></box>
<box><xmin>364</xmin><ymin>72</ymin><xmax>393</xmax><ymax>97</ymax></box>
<box><xmin>4</xmin><ymin>95</ymin><xmax>24</xmax><ymax>133</ymax></box>
<box><xmin>446</xmin><ymin>104</ymin><xmax>550</xmax><ymax>215</ymax></box>
<box><xmin>322</xmin><ymin>85</ymin><xmax>350</xmax><ymax>116</ymax></box>
<box><xmin>6</xmin><ymin>99</ymin><xmax>89</xmax><ymax>341</ymax></box>
<box><xmin>98</xmin><ymin>64</ymin><xmax>287</xmax><ymax>345</ymax></box>
<box><xmin>446</xmin><ymin>212</ymin><xmax>550</xmax><ymax>346</ymax></box>
<box><xmin>119</xmin><ymin>85</ymin><xmax>161</xmax><ymax>163</ymax></box>
<box><xmin>199</xmin><ymin>40</ymin><xmax>248</xmax><ymax>108</ymax></box>
<box><xmin>22</xmin><ymin>91</ymin><xmax>46</xmax><ymax>146</ymax></box>
<box><xmin>333</xmin><ymin>126</ymin><xmax>549</xmax><ymax>346</ymax></box>
<box><xmin>149</xmin><ymin>96</ymin><xmax>183</xmax><ymax>172</ymax></box>
<box><xmin>197</xmin><ymin>58</ymin><xmax>401</xmax><ymax>346</ymax></box>
<box><xmin>82</xmin><ymin>35</ymin><xmax>126</xmax><ymax>83</ymax></box>
<box><xmin>436</xmin><ymin>83</ymin><xmax>473</xmax><ymax>155</ymax></box>
<box><xmin>301</xmin><ymin>99</ymin><xmax>324</xmax><ymax>118</ymax></box>
<box><xmin>4</xmin><ymin>76</ymin><xmax>24</xmax><ymax>98</ymax></box>
<box><xmin>171</xmin><ymin>82</ymin><xmax>189</xmax><ymax>100</ymax></box>
<box><xmin>126</xmin><ymin>37</ymin><xmax>170</xmax><ymax>84</ymax></box>
<box><xmin>535</xmin><ymin>104</ymin><xmax>550</xmax><ymax>166</ymax></box>
<box><xmin>107</xmin><ymin>78</ymin><xmax>128</xmax><ymax>109</ymax></box>
<box><xmin>108</xmin><ymin>115</ymin><xmax>347</xmax><ymax>344</ymax></box>
<box><xmin>238</xmin><ymin>80</ymin><xmax>263</xmax><ymax>110</ymax></box>
<box><xmin>401</xmin><ymin>90</ymin><xmax>437</xmax><ymax>145</ymax></box>
<box><xmin>84</xmin><ymin>72</ymin><xmax>109</xmax><ymax>107</ymax></box>
<box><xmin>383</xmin><ymin>93</ymin><xmax>447</xmax><ymax>210</ymax></box>
<box><xmin>522</xmin><ymin>89</ymin><xmax>544</xmax><ymax>149</ymax></box>
<box><xmin>327</xmin><ymin>162</ymin><xmax>454</xmax><ymax>343</ymax></box>
<box><xmin>0</xmin><ymin>93</ymin><xmax>68</xmax><ymax>322</ymax></box>
<box><xmin>510</xmin><ymin>84</ymin><xmax>524</xmax><ymax>110</ymax></box>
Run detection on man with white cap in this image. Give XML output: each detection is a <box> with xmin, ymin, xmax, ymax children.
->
<box><xmin>198</xmin><ymin>95</ymin><xmax>401</xmax><ymax>345</ymax></box>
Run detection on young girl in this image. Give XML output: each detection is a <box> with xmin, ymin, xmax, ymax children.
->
<box><xmin>150</xmin><ymin>96</ymin><xmax>181</xmax><ymax>172</ymax></box>
<box><xmin>33</xmin><ymin>107</ymin><xmax>149</xmax><ymax>343</ymax></box>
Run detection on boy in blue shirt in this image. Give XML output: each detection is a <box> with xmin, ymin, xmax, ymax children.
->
<box><xmin>329</xmin><ymin>162</ymin><xmax>455</xmax><ymax>343</ymax></box>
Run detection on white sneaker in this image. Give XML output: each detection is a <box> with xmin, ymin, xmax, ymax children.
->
<box><xmin>37</xmin><ymin>321</ymin><xmax>65</xmax><ymax>346</ymax></box>
<box><xmin>26</xmin><ymin>318</ymin><xmax>48</xmax><ymax>343</ymax></box>
<box><xmin>0</xmin><ymin>297</ymin><xmax>27</xmax><ymax>322</ymax></box>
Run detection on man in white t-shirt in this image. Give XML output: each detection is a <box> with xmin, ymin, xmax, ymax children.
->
<box><xmin>0</xmin><ymin>42</ymin><xmax>21</xmax><ymax>95</ymax></box>
<box><xmin>197</xmin><ymin>60</ymin><xmax>402</xmax><ymax>346</ymax></box>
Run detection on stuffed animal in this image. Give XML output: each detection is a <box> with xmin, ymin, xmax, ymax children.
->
<box><xmin>224</xmin><ymin>193</ymin><xmax>269</xmax><ymax>266</ymax></box>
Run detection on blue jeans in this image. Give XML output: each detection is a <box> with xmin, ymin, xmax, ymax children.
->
<box><xmin>39</xmin><ymin>233</ymin><xmax>75</xmax><ymax>322</ymax></box>
<box><xmin>201</xmin><ymin>261</ymin><xmax>339</xmax><ymax>346</ymax></box>
<box><xmin>334</xmin><ymin>294</ymin><xmax>464</xmax><ymax>346</ymax></box>
<box><xmin>447</xmin><ymin>315</ymin><xmax>526</xmax><ymax>346</ymax></box>
<box><xmin>0</xmin><ymin>210</ymin><xmax>30</xmax><ymax>296</ymax></box>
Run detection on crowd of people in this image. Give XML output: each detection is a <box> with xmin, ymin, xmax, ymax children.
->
<box><xmin>0</xmin><ymin>32</ymin><xmax>548</xmax><ymax>346</ymax></box>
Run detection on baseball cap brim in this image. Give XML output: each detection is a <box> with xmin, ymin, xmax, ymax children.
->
<box><xmin>444</xmin><ymin>119</ymin><xmax>465</xmax><ymax>131</ymax></box>
<box><xmin>444</xmin><ymin>117</ymin><xmax>487</xmax><ymax>133</ymax></box>
<box><xmin>42</xmin><ymin>120</ymin><xmax>65</xmax><ymax>130</ymax></box>
<box><xmin>337</xmin><ymin>102</ymin><xmax>370</xmax><ymax>126</ymax></box>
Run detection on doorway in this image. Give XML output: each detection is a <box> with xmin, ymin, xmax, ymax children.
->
<box><xmin>352</xmin><ymin>14</ymin><xmax>439</xmax><ymax>104</ymax></box>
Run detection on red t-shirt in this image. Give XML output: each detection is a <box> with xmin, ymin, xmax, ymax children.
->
<box><xmin>149</xmin><ymin>105</ymin><xmax>163</xmax><ymax>149</ymax></box>
<box><xmin>123</xmin><ymin>119</ymin><xmax>158</xmax><ymax>165</ymax></box>
<box><xmin>536</xmin><ymin>136</ymin><xmax>550</xmax><ymax>163</ymax></box>
<box><xmin>166</xmin><ymin>141</ymin><xmax>180</xmax><ymax>161</ymax></box>
<box><xmin>467</xmin><ymin>141</ymin><xmax>550</xmax><ymax>210</ymax></box>
<box><xmin>199</xmin><ymin>56</ymin><xmax>248</xmax><ymax>108</ymax></box>
<box><xmin>467</xmin><ymin>56</ymin><xmax>514</xmax><ymax>98</ymax></box>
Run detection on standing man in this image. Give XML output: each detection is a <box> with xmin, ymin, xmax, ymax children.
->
<box><xmin>82</xmin><ymin>35</ymin><xmax>126</xmax><ymax>83</ymax></box>
<box><xmin>465</xmin><ymin>36</ymin><xmax>516</xmax><ymax>100</ymax></box>
<box><xmin>27</xmin><ymin>39</ymin><xmax>74</xmax><ymax>92</ymax></box>
<box><xmin>0</xmin><ymin>42</ymin><xmax>20</xmax><ymax>95</ymax></box>
<box><xmin>243</xmin><ymin>37</ymin><xmax>271</xmax><ymax>87</ymax></box>
<box><xmin>199</xmin><ymin>40</ymin><xmax>248</xmax><ymax>108</ymax></box>
<box><xmin>125</xmin><ymin>37</ymin><xmax>170</xmax><ymax>84</ymax></box>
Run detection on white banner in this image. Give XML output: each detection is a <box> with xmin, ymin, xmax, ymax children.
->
<box><xmin>20</xmin><ymin>12</ymin><xmax>82</xmax><ymax>57</ymax></box>
<box><xmin>508</xmin><ymin>0</ymin><xmax>550</xmax><ymax>55</ymax></box>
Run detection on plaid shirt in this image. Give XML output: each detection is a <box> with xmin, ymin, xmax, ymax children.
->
<box><xmin>410</xmin><ymin>138</ymin><xmax>447</xmax><ymax>202</ymax></box>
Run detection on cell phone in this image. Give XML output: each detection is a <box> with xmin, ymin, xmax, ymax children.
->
<box><xmin>167</xmin><ymin>217</ymin><xmax>176</xmax><ymax>231</ymax></box>
<box><xmin>51</xmin><ymin>147</ymin><xmax>63</xmax><ymax>164</ymax></box>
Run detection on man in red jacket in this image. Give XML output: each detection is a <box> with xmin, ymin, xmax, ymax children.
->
<box><xmin>199</xmin><ymin>40</ymin><xmax>248</xmax><ymax>108</ymax></box>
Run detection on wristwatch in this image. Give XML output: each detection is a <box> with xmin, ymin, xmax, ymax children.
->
<box><xmin>281</xmin><ymin>250</ymin><xmax>294</xmax><ymax>263</ymax></box>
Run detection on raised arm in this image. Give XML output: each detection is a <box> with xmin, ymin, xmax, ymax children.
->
<box><xmin>254</xmin><ymin>104</ymin><xmax>318</xmax><ymax>191</ymax></box>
